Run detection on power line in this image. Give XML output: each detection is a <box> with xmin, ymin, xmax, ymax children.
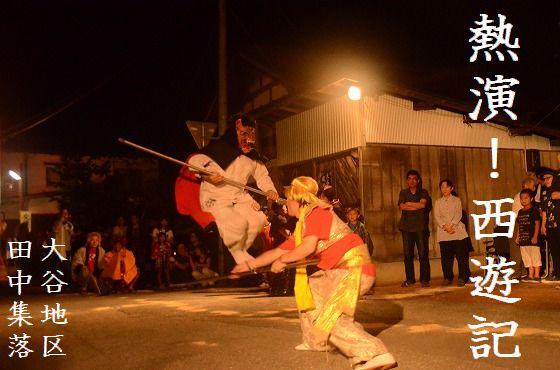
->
<box><xmin>530</xmin><ymin>102</ymin><xmax>560</xmax><ymax>130</ymax></box>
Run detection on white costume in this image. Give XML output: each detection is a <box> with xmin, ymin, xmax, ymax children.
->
<box><xmin>188</xmin><ymin>153</ymin><xmax>275</xmax><ymax>263</ymax></box>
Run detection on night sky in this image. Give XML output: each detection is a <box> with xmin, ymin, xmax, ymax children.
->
<box><xmin>1</xmin><ymin>0</ymin><xmax>559</xmax><ymax>159</ymax></box>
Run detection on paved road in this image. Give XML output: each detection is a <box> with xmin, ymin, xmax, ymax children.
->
<box><xmin>1</xmin><ymin>281</ymin><xmax>559</xmax><ymax>370</ymax></box>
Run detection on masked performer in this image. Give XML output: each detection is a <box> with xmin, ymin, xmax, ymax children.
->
<box><xmin>232</xmin><ymin>176</ymin><xmax>397</xmax><ymax>370</ymax></box>
<box><xmin>176</xmin><ymin>115</ymin><xmax>279</xmax><ymax>264</ymax></box>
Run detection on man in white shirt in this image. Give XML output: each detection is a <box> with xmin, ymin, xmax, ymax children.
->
<box><xmin>183</xmin><ymin>115</ymin><xmax>279</xmax><ymax>264</ymax></box>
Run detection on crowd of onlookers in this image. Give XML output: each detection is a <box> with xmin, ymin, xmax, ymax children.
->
<box><xmin>0</xmin><ymin>210</ymin><xmax>219</xmax><ymax>295</ymax></box>
<box><xmin>396</xmin><ymin>167</ymin><xmax>560</xmax><ymax>289</ymax></box>
<box><xmin>2</xmin><ymin>165</ymin><xmax>559</xmax><ymax>294</ymax></box>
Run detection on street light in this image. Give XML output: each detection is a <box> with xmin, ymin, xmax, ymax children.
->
<box><xmin>347</xmin><ymin>85</ymin><xmax>362</xmax><ymax>101</ymax></box>
<box><xmin>8</xmin><ymin>169</ymin><xmax>24</xmax><ymax>213</ymax></box>
<box><xmin>8</xmin><ymin>170</ymin><xmax>21</xmax><ymax>181</ymax></box>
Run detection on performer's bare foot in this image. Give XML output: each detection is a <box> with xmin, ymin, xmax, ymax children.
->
<box><xmin>354</xmin><ymin>353</ymin><xmax>398</xmax><ymax>370</ymax></box>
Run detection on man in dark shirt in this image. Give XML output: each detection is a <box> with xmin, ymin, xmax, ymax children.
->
<box><xmin>540</xmin><ymin>169</ymin><xmax>560</xmax><ymax>281</ymax></box>
<box><xmin>398</xmin><ymin>170</ymin><xmax>431</xmax><ymax>287</ymax></box>
<box><xmin>268</xmin><ymin>203</ymin><xmax>297</xmax><ymax>296</ymax></box>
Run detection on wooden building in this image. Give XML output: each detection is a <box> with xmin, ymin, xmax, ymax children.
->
<box><xmin>242</xmin><ymin>75</ymin><xmax>560</xmax><ymax>262</ymax></box>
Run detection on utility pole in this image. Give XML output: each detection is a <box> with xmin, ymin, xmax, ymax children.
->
<box><xmin>217</xmin><ymin>0</ymin><xmax>227</xmax><ymax>274</ymax></box>
<box><xmin>0</xmin><ymin>120</ymin><xmax>3</xmax><ymax>209</ymax></box>
<box><xmin>218</xmin><ymin>0</ymin><xmax>227</xmax><ymax>136</ymax></box>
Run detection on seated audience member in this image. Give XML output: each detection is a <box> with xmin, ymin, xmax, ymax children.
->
<box><xmin>190</xmin><ymin>244</ymin><xmax>218</xmax><ymax>287</ymax></box>
<box><xmin>169</xmin><ymin>242</ymin><xmax>192</xmax><ymax>283</ymax></box>
<box><xmin>346</xmin><ymin>207</ymin><xmax>374</xmax><ymax>256</ymax></box>
<box><xmin>112</xmin><ymin>216</ymin><xmax>128</xmax><ymax>239</ymax></box>
<box><xmin>151</xmin><ymin>232</ymin><xmax>171</xmax><ymax>289</ymax></box>
<box><xmin>71</xmin><ymin>232</ymin><xmax>105</xmax><ymax>295</ymax></box>
<box><xmin>102</xmin><ymin>237</ymin><xmax>139</xmax><ymax>292</ymax></box>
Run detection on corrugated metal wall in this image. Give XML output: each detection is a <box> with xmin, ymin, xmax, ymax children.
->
<box><xmin>276</xmin><ymin>96</ymin><xmax>365</xmax><ymax>165</ymax></box>
<box><xmin>364</xmin><ymin>95</ymin><xmax>551</xmax><ymax>150</ymax></box>
<box><xmin>362</xmin><ymin>144</ymin><xmax>527</xmax><ymax>262</ymax></box>
<box><xmin>275</xmin><ymin>94</ymin><xmax>552</xmax><ymax>166</ymax></box>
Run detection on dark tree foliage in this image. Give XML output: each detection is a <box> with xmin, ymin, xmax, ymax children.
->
<box><xmin>52</xmin><ymin>155</ymin><xmax>167</xmax><ymax>233</ymax></box>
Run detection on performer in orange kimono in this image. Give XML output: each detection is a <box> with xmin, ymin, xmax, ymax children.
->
<box><xmin>102</xmin><ymin>237</ymin><xmax>139</xmax><ymax>292</ymax></box>
<box><xmin>232</xmin><ymin>176</ymin><xmax>397</xmax><ymax>370</ymax></box>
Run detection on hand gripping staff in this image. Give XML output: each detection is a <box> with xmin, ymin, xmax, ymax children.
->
<box><xmin>118</xmin><ymin>138</ymin><xmax>286</xmax><ymax>205</ymax></box>
<box><xmin>185</xmin><ymin>258</ymin><xmax>320</xmax><ymax>287</ymax></box>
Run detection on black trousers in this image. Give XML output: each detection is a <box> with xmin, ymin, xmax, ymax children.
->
<box><xmin>439</xmin><ymin>238</ymin><xmax>471</xmax><ymax>282</ymax></box>
<box><xmin>402</xmin><ymin>231</ymin><xmax>431</xmax><ymax>283</ymax></box>
<box><xmin>546</xmin><ymin>228</ymin><xmax>560</xmax><ymax>278</ymax></box>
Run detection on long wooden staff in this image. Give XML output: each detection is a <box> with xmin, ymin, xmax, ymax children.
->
<box><xmin>118</xmin><ymin>138</ymin><xmax>286</xmax><ymax>204</ymax></box>
<box><xmin>185</xmin><ymin>259</ymin><xmax>319</xmax><ymax>287</ymax></box>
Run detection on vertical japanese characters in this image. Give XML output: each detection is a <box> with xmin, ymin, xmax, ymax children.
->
<box><xmin>7</xmin><ymin>238</ymin><xmax>69</xmax><ymax>358</ymax></box>
<box><xmin>467</xmin><ymin>13</ymin><xmax>522</xmax><ymax>360</ymax></box>
<box><xmin>469</xmin><ymin>14</ymin><xmax>520</xmax><ymax>122</ymax></box>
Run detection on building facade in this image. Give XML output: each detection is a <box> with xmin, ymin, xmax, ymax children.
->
<box><xmin>245</xmin><ymin>81</ymin><xmax>560</xmax><ymax>262</ymax></box>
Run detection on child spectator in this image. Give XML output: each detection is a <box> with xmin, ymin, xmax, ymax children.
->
<box><xmin>515</xmin><ymin>189</ymin><xmax>542</xmax><ymax>281</ymax></box>
<box><xmin>152</xmin><ymin>218</ymin><xmax>174</xmax><ymax>245</ymax></box>
<box><xmin>346</xmin><ymin>207</ymin><xmax>374</xmax><ymax>256</ymax></box>
<box><xmin>151</xmin><ymin>232</ymin><xmax>171</xmax><ymax>289</ymax></box>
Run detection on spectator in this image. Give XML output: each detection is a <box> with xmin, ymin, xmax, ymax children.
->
<box><xmin>127</xmin><ymin>214</ymin><xmax>144</xmax><ymax>253</ymax></box>
<box><xmin>433</xmin><ymin>179</ymin><xmax>471</xmax><ymax>287</ymax></box>
<box><xmin>15</xmin><ymin>222</ymin><xmax>34</xmax><ymax>275</ymax></box>
<box><xmin>319</xmin><ymin>185</ymin><xmax>346</xmax><ymax>221</ymax></box>
<box><xmin>169</xmin><ymin>242</ymin><xmax>192</xmax><ymax>283</ymax></box>
<box><xmin>268</xmin><ymin>203</ymin><xmax>296</xmax><ymax>296</ymax></box>
<box><xmin>540</xmin><ymin>169</ymin><xmax>560</xmax><ymax>282</ymax></box>
<box><xmin>269</xmin><ymin>204</ymin><xmax>292</xmax><ymax>247</ymax></box>
<box><xmin>53</xmin><ymin>209</ymin><xmax>74</xmax><ymax>260</ymax></box>
<box><xmin>398</xmin><ymin>169</ymin><xmax>431</xmax><ymax>287</ymax></box>
<box><xmin>71</xmin><ymin>232</ymin><xmax>105</xmax><ymax>295</ymax></box>
<box><xmin>190</xmin><ymin>243</ymin><xmax>219</xmax><ymax>287</ymax></box>
<box><xmin>512</xmin><ymin>177</ymin><xmax>538</xmax><ymax>214</ymax></box>
<box><xmin>152</xmin><ymin>218</ymin><xmax>174</xmax><ymax>245</ymax></box>
<box><xmin>188</xmin><ymin>230</ymin><xmax>203</xmax><ymax>250</ymax></box>
<box><xmin>515</xmin><ymin>189</ymin><xmax>542</xmax><ymax>281</ymax></box>
<box><xmin>151</xmin><ymin>232</ymin><xmax>171</xmax><ymax>289</ymax></box>
<box><xmin>112</xmin><ymin>216</ymin><xmax>128</xmax><ymax>239</ymax></box>
<box><xmin>102</xmin><ymin>237</ymin><xmax>139</xmax><ymax>292</ymax></box>
<box><xmin>511</xmin><ymin>176</ymin><xmax>538</xmax><ymax>278</ymax></box>
<box><xmin>128</xmin><ymin>214</ymin><xmax>148</xmax><ymax>285</ymax></box>
<box><xmin>0</xmin><ymin>211</ymin><xmax>7</xmax><ymax>260</ymax></box>
<box><xmin>346</xmin><ymin>207</ymin><xmax>374</xmax><ymax>256</ymax></box>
